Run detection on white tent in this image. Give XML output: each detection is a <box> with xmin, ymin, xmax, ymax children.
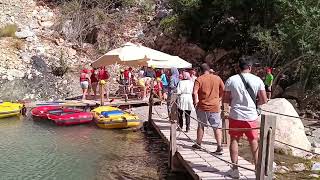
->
<box><xmin>91</xmin><ymin>42</ymin><xmax>192</xmax><ymax>68</ymax></box>
<box><xmin>147</xmin><ymin>56</ymin><xmax>192</xmax><ymax>69</ymax></box>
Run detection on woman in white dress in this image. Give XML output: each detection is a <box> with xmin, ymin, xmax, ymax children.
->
<box><xmin>177</xmin><ymin>72</ymin><xmax>194</xmax><ymax>132</ymax></box>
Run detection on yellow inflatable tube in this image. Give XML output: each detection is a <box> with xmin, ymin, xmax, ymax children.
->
<box><xmin>92</xmin><ymin>106</ymin><xmax>141</xmax><ymax>129</ymax></box>
<box><xmin>0</xmin><ymin>102</ymin><xmax>24</xmax><ymax>119</ymax></box>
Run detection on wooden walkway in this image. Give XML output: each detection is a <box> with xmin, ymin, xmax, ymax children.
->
<box><xmin>25</xmin><ymin>98</ymin><xmax>160</xmax><ymax>108</ymax></box>
<box><xmin>150</xmin><ymin>105</ymin><xmax>256</xmax><ymax>180</ymax></box>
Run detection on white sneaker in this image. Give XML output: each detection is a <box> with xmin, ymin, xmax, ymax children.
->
<box><xmin>227</xmin><ymin>168</ymin><xmax>240</xmax><ymax>179</ymax></box>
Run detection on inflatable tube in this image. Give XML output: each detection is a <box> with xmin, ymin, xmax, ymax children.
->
<box><xmin>31</xmin><ymin>106</ymin><xmax>62</xmax><ymax>119</ymax></box>
<box><xmin>0</xmin><ymin>102</ymin><xmax>24</xmax><ymax>119</ymax></box>
<box><xmin>47</xmin><ymin>109</ymin><xmax>93</xmax><ymax>126</ymax></box>
<box><xmin>92</xmin><ymin>106</ymin><xmax>140</xmax><ymax>129</ymax></box>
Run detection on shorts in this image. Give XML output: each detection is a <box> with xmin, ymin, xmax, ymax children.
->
<box><xmin>265</xmin><ymin>85</ymin><xmax>272</xmax><ymax>92</ymax></box>
<box><xmin>80</xmin><ymin>81</ymin><xmax>89</xmax><ymax>89</ymax></box>
<box><xmin>196</xmin><ymin>110</ymin><xmax>221</xmax><ymax>129</ymax></box>
<box><xmin>229</xmin><ymin>118</ymin><xmax>258</xmax><ymax>141</ymax></box>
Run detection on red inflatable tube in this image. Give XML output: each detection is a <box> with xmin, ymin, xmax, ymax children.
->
<box><xmin>31</xmin><ymin>106</ymin><xmax>62</xmax><ymax>119</ymax></box>
<box><xmin>47</xmin><ymin>109</ymin><xmax>93</xmax><ymax>126</ymax></box>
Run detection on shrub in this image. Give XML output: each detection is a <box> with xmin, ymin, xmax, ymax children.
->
<box><xmin>0</xmin><ymin>24</ymin><xmax>17</xmax><ymax>37</ymax></box>
<box><xmin>51</xmin><ymin>51</ymin><xmax>69</xmax><ymax>76</ymax></box>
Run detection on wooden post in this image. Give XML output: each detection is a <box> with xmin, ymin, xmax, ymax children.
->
<box><xmin>169</xmin><ymin>93</ymin><xmax>179</xmax><ymax>171</ymax></box>
<box><xmin>99</xmin><ymin>82</ymin><xmax>104</xmax><ymax>106</ymax></box>
<box><xmin>257</xmin><ymin>114</ymin><xmax>276</xmax><ymax>180</ymax></box>
<box><xmin>148</xmin><ymin>79</ymin><xmax>154</xmax><ymax>123</ymax></box>
<box><xmin>222</xmin><ymin>103</ymin><xmax>230</xmax><ymax>147</ymax></box>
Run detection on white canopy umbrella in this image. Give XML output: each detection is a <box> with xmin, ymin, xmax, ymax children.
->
<box><xmin>147</xmin><ymin>56</ymin><xmax>192</xmax><ymax>69</ymax></box>
<box><xmin>92</xmin><ymin>42</ymin><xmax>177</xmax><ymax>68</ymax></box>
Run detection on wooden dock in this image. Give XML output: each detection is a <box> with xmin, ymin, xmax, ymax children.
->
<box><xmin>150</xmin><ymin>105</ymin><xmax>256</xmax><ymax>180</ymax></box>
<box><xmin>25</xmin><ymin>98</ymin><xmax>160</xmax><ymax>108</ymax></box>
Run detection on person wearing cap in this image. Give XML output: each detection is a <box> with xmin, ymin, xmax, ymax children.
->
<box><xmin>80</xmin><ymin>69</ymin><xmax>91</xmax><ymax>100</ymax></box>
<box><xmin>192</xmin><ymin>63</ymin><xmax>225</xmax><ymax>155</ymax></box>
<box><xmin>265</xmin><ymin>68</ymin><xmax>274</xmax><ymax>100</ymax></box>
<box><xmin>223</xmin><ymin>56</ymin><xmax>267</xmax><ymax>178</ymax></box>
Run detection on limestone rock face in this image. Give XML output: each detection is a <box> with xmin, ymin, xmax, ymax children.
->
<box><xmin>261</xmin><ymin>98</ymin><xmax>311</xmax><ymax>157</ymax></box>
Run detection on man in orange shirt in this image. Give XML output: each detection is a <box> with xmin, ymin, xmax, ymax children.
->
<box><xmin>192</xmin><ymin>63</ymin><xmax>225</xmax><ymax>155</ymax></box>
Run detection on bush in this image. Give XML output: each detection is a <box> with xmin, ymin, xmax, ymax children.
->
<box><xmin>51</xmin><ymin>51</ymin><xmax>69</xmax><ymax>76</ymax></box>
<box><xmin>0</xmin><ymin>24</ymin><xmax>17</xmax><ymax>37</ymax></box>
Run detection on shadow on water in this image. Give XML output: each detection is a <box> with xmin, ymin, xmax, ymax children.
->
<box><xmin>0</xmin><ymin>112</ymin><xmax>191</xmax><ymax>180</ymax></box>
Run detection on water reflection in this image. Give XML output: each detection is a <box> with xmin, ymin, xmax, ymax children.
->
<box><xmin>0</xmin><ymin>114</ymin><xmax>190</xmax><ymax>180</ymax></box>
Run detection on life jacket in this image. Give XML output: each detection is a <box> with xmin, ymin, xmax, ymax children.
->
<box><xmin>80</xmin><ymin>72</ymin><xmax>88</xmax><ymax>82</ymax></box>
<box><xmin>98</xmin><ymin>68</ymin><xmax>109</xmax><ymax>80</ymax></box>
<box><xmin>155</xmin><ymin>70</ymin><xmax>161</xmax><ymax>78</ymax></box>
<box><xmin>123</xmin><ymin>70</ymin><xmax>130</xmax><ymax>80</ymax></box>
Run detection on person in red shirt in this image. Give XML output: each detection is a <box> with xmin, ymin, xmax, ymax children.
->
<box><xmin>98</xmin><ymin>66</ymin><xmax>110</xmax><ymax>100</ymax></box>
<box><xmin>154</xmin><ymin>77</ymin><xmax>163</xmax><ymax>101</ymax></box>
<box><xmin>80</xmin><ymin>69</ymin><xmax>91</xmax><ymax>100</ymax></box>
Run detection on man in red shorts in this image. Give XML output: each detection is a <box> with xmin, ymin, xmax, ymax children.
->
<box><xmin>223</xmin><ymin>57</ymin><xmax>267</xmax><ymax>178</ymax></box>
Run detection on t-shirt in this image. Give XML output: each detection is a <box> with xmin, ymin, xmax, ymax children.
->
<box><xmin>193</xmin><ymin>74</ymin><xmax>224</xmax><ymax>112</ymax></box>
<box><xmin>144</xmin><ymin>70</ymin><xmax>156</xmax><ymax>78</ymax></box>
<box><xmin>160</xmin><ymin>74</ymin><xmax>168</xmax><ymax>86</ymax></box>
<box><xmin>225</xmin><ymin>73</ymin><xmax>265</xmax><ymax>121</ymax></box>
<box><xmin>265</xmin><ymin>74</ymin><xmax>274</xmax><ymax>86</ymax></box>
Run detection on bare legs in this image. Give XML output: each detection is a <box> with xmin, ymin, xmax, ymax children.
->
<box><xmin>267</xmin><ymin>92</ymin><xmax>271</xmax><ymax>100</ymax></box>
<box><xmin>82</xmin><ymin>88</ymin><xmax>88</xmax><ymax>100</ymax></box>
<box><xmin>230</xmin><ymin>138</ymin><xmax>259</xmax><ymax>169</ymax></box>
<box><xmin>92</xmin><ymin>82</ymin><xmax>98</xmax><ymax>99</ymax></box>
<box><xmin>195</xmin><ymin>125</ymin><xmax>222</xmax><ymax>148</ymax></box>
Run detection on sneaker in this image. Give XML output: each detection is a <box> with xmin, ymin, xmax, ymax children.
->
<box><xmin>213</xmin><ymin>146</ymin><xmax>223</xmax><ymax>155</ymax></box>
<box><xmin>226</xmin><ymin>168</ymin><xmax>240</xmax><ymax>179</ymax></box>
<box><xmin>192</xmin><ymin>144</ymin><xmax>201</xmax><ymax>149</ymax></box>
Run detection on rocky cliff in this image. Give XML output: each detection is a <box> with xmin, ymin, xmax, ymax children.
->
<box><xmin>0</xmin><ymin>0</ymin><xmax>158</xmax><ymax>101</ymax></box>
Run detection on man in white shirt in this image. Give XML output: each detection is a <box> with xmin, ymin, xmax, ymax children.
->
<box><xmin>223</xmin><ymin>57</ymin><xmax>268</xmax><ymax>178</ymax></box>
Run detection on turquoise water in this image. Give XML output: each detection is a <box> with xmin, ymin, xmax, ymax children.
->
<box><xmin>0</xmin><ymin>115</ymin><xmax>186</xmax><ymax>180</ymax></box>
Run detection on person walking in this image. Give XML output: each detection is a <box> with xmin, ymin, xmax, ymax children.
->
<box><xmin>167</xmin><ymin>67</ymin><xmax>180</xmax><ymax>114</ymax></box>
<box><xmin>98</xmin><ymin>67</ymin><xmax>110</xmax><ymax>101</ymax></box>
<box><xmin>160</xmin><ymin>69</ymin><xmax>169</xmax><ymax>100</ymax></box>
<box><xmin>80</xmin><ymin>69</ymin><xmax>91</xmax><ymax>100</ymax></box>
<box><xmin>192</xmin><ymin>63</ymin><xmax>225</xmax><ymax>155</ymax></box>
<box><xmin>190</xmin><ymin>69</ymin><xmax>197</xmax><ymax>82</ymax></box>
<box><xmin>177</xmin><ymin>72</ymin><xmax>194</xmax><ymax>132</ymax></box>
<box><xmin>264</xmin><ymin>67</ymin><xmax>273</xmax><ymax>100</ymax></box>
<box><xmin>223</xmin><ymin>57</ymin><xmax>267</xmax><ymax>178</ymax></box>
<box><xmin>90</xmin><ymin>67</ymin><xmax>98</xmax><ymax>99</ymax></box>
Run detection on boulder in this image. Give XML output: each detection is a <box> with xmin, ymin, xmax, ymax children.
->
<box><xmin>6</xmin><ymin>69</ymin><xmax>25</xmax><ymax>79</ymax></box>
<box><xmin>261</xmin><ymin>98</ymin><xmax>312</xmax><ymax>157</ymax></box>
<box><xmin>292</xmin><ymin>163</ymin><xmax>306</xmax><ymax>172</ymax></box>
<box><xmin>15</xmin><ymin>29</ymin><xmax>35</xmax><ymax>39</ymax></box>
<box><xmin>312</xmin><ymin>162</ymin><xmax>320</xmax><ymax>171</ymax></box>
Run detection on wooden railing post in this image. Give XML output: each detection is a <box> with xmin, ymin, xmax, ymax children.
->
<box><xmin>257</xmin><ymin>114</ymin><xmax>276</xmax><ymax>180</ymax></box>
<box><xmin>148</xmin><ymin>79</ymin><xmax>154</xmax><ymax>124</ymax></box>
<box><xmin>169</xmin><ymin>94</ymin><xmax>178</xmax><ymax>171</ymax></box>
<box><xmin>222</xmin><ymin>103</ymin><xmax>230</xmax><ymax>146</ymax></box>
<box><xmin>99</xmin><ymin>82</ymin><xmax>104</xmax><ymax>106</ymax></box>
